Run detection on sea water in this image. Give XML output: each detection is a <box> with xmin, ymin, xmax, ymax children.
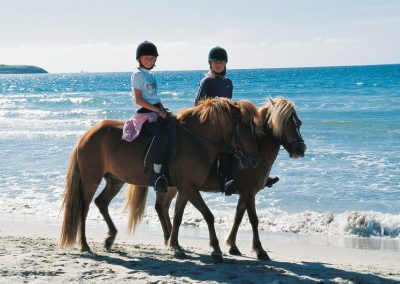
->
<box><xmin>1</xmin><ymin>64</ymin><xmax>399</xmax><ymax>240</ymax></box>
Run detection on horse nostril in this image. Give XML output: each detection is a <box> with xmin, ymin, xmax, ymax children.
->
<box><xmin>293</xmin><ymin>143</ymin><xmax>307</xmax><ymax>157</ymax></box>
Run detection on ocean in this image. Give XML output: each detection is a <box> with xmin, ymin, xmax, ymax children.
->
<box><xmin>1</xmin><ymin>64</ymin><xmax>399</xmax><ymax>242</ymax></box>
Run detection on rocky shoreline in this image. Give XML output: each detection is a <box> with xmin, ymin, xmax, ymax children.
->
<box><xmin>0</xmin><ymin>64</ymin><xmax>48</xmax><ymax>74</ymax></box>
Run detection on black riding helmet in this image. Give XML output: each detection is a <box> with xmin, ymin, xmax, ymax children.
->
<box><xmin>208</xmin><ymin>46</ymin><xmax>228</xmax><ymax>62</ymax></box>
<box><xmin>136</xmin><ymin>41</ymin><xmax>159</xmax><ymax>59</ymax></box>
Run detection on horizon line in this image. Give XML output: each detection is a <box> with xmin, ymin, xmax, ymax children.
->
<box><xmin>59</xmin><ymin>63</ymin><xmax>400</xmax><ymax>75</ymax></box>
<box><xmin>1</xmin><ymin>62</ymin><xmax>399</xmax><ymax>75</ymax></box>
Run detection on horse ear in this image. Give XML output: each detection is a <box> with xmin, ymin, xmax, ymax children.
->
<box><xmin>231</xmin><ymin>102</ymin><xmax>241</xmax><ymax>122</ymax></box>
<box><xmin>269</xmin><ymin>98</ymin><xmax>276</xmax><ymax>106</ymax></box>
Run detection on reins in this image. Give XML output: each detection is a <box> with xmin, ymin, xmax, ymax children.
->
<box><xmin>167</xmin><ymin>115</ymin><xmax>222</xmax><ymax>148</ymax></box>
<box><xmin>168</xmin><ymin>114</ymin><xmax>254</xmax><ymax>163</ymax></box>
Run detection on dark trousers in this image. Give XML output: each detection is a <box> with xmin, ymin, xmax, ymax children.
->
<box><xmin>146</xmin><ymin>121</ymin><xmax>168</xmax><ymax>165</ymax></box>
<box><xmin>220</xmin><ymin>152</ymin><xmax>234</xmax><ymax>180</ymax></box>
<box><xmin>138</xmin><ymin>103</ymin><xmax>168</xmax><ymax>165</ymax></box>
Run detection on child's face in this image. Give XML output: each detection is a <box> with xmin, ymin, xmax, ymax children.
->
<box><xmin>140</xmin><ymin>55</ymin><xmax>157</xmax><ymax>69</ymax></box>
<box><xmin>210</xmin><ymin>60</ymin><xmax>226</xmax><ymax>73</ymax></box>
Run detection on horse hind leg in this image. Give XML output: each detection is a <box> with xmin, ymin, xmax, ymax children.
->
<box><xmin>79</xmin><ymin>177</ymin><xmax>103</xmax><ymax>253</ymax></box>
<box><xmin>169</xmin><ymin>192</ymin><xmax>189</xmax><ymax>259</ymax></box>
<box><xmin>94</xmin><ymin>172</ymin><xmax>125</xmax><ymax>251</ymax></box>
<box><xmin>155</xmin><ymin>187</ymin><xmax>177</xmax><ymax>244</ymax></box>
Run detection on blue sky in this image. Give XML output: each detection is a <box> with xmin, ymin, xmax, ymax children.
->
<box><xmin>1</xmin><ymin>0</ymin><xmax>399</xmax><ymax>73</ymax></box>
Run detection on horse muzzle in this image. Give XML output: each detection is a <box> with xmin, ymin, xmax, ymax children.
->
<box><xmin>289</xmin><ymin>142</ymin><xmax>307</xmax><ymax>159</ymax></box>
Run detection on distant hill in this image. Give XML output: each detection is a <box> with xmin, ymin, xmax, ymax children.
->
<box><xmin>0</xmin><ymin>64</ymin><xmax>48</xmax><ymax>74</ymax></box>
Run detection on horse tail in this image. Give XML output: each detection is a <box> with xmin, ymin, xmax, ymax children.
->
<box><xmin>124</xmin><ymin>184</ymin><xmax>148</xmax><ymax>234</ymax></box>
<box><xmin>60</xmin><ymin>145</ymin><xmax>83</xmax><ymax>248</ymax></box>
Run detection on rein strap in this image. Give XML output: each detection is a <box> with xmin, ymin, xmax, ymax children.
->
<box><xmin>168</xmin><ymin>117</ymin><xmax>221</xmax><ymax>148</ymax></box>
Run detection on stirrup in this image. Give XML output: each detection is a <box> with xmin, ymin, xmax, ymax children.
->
<box><xmin>265</xmin><ymin>176</ymin><xmax>279</xmax><ymax>188</ymax></box>
<box><xmin>224</xmin><ymin>178</ymin><xmax>236</xmax><ymax>196</ymax></box>
<box><xmin>152</xmin><ymin>173</ymin><xmax>168</xmax><ymax>193</ymax></box>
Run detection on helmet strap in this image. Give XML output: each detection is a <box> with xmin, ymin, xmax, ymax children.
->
<box><xmin>208</xmin><ymin>64</ymin><xmax>226</xmax><ymax>77</ymax></box>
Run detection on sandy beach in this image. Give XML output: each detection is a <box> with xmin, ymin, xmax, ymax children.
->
<box><xmin>0</xmin><ymin>213</ymin><xmax>399</xmax><ymax>283</ymax></box>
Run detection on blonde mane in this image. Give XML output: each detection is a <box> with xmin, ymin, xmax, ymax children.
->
<box><xmin>236</xmin><ymin>99</ymin><xmax>259</xmax><ymax>124</ymax></box>
<box><xmin>257</xmin><ymin>97</ymin><xmax>296</xmax><ymax>139</ymax></box>
<box><xmin>177</xmin><ymin>98</ymin><xmax>258</xmax><ymax>127</ymax></box>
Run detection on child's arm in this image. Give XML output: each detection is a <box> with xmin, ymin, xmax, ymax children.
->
<box><xmin>133</xmin><ymin>88</ymin><xmax>167</xmax><ymax>118</ymax></box>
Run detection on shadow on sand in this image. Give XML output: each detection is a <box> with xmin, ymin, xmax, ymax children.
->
<box><xmin>80</xmin><ymin>246</ymin><xmax>397</xmax><ymax>283</ymax></box>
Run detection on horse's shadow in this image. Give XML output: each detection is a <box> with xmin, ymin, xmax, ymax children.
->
<box><xmin>80</xmin><ymin>248</ymin><xmax>397</xmax><ymax>283</ymax></box>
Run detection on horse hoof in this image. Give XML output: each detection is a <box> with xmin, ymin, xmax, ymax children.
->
<box><xmin>211</xmin><ymin>252</ymin><xmax>223</xmax><ymax>263</ymax></box>
<box><xmin>104</xmin><ymin>237</ymin><xmax>114</xmax><ymax>251</ymax></box>
<box><xmin>257</xmin><ymin>250</ymin><xmax>271</xmax><ymax>261</ymax></box>
<box><xmin>174</xmin><ymin>249</ymin><xmax>186</xmax><ymax>259</ymax></box>
<box><xmin>229</xmin><ymin>245</ymin><xmax>242</xmax><ymax>256</ymax></box>
<box><xmin>80</xmin><ymin>247</ymin><xmax>92</xmax><ymax>253</ymax></box>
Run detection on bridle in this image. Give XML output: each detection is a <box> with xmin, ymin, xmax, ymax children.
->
<box><xmin>280</xmin><ymin>112</ymin><xmax>305</xmax><ymax>153</ymax></box>
<box><xmin>227</xmin><ymin>117</ymin><xmax>257</xmax><ymax>165</ymax></box>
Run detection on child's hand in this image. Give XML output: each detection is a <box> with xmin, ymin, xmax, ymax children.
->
<box><xmin>158</xmin><ymin>110</ymin><xmax>167</xmax><ymax>119</ymax></box>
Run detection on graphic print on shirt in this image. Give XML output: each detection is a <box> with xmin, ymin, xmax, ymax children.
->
<box><xmin>145</xmin><ymin>81</ymin><xmax>157</xmax><ymax>95</ymax></box>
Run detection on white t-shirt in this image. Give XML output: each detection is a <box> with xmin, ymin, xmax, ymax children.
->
<box><xmin>131</xmin><ymin>68</ymin><xmax>161</xmax><ymax>109</ymax></box>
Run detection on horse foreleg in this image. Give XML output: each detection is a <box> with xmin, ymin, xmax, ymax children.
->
<box><xmin>245</xmin><ymin>195</ymin><xmax>270</xmax><ymax>261</ymax></box>
<box><xmin>169</xmin><ymin>192</ymin><xmax>188</xmax><ymax>259</ymax></box>
<box><xmin>226</xmin><ymin>194</ymin><xmax>247</xmax><ymax>256</ymax></box>
<box><xmin>94</xmin><ymin>174</ymin><xmax>125</xmax><ymax>251</ymax></box>
<box><xmin>187</xmin><ymin>190</ymin><xmax>223</xmax><ymax>263</ymax></box>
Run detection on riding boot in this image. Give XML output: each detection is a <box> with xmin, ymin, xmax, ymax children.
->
<box><xmin>265</xmin><ymin>176</ymin><xmax>279</xmax><ymax>188</ymax></box>
<box><xmin>224</xmin><ymin>177</ymin><xmax>236</xmax><ymax>196</ymax></box>
<box><xmin>151</xmin><ymin>172</ymin><xmax>168</xmax><ymax>193</ymax></box>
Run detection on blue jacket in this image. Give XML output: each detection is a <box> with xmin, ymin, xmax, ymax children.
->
<box><xmin>195</xmin><ymin>76</ymin><xmax>233</xmax><ymax>104</ymax></box>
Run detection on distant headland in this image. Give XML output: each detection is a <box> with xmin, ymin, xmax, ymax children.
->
<box><xmin>0</xmin><ymin>64</ymin><xmax>48</xmax><ymax>74</ymax></box>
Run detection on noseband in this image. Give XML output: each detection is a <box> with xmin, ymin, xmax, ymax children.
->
<box><xmin>281</xmin><ymin>113</ymin><xmax>305</xmax><ymax>153</ymax></box>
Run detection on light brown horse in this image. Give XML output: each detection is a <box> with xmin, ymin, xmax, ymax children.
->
<box><xmin>125</xmin><ymin>97</ymin><xmax>306</xmax><ymax>261</ymax></box>
<box><xmin>60</xmin><ymin>98</ymin><xmax>260</xmax><ymax>254</ymax></box>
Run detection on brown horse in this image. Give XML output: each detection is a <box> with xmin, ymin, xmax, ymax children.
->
<box><xmin>60</xmin><ymin>97</ymin><xmax>260</xmax><ymax>254</ymax></box>
<box><xmin>125</xmin><ymin>97</ymin><xmax>306</xmax><ymax>261</ymax></box>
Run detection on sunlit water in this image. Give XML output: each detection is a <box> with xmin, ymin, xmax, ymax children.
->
<box><xmin>1</xmin><ymin>64</ymin><xmax>399</xmax><ymax>240</ymax></box>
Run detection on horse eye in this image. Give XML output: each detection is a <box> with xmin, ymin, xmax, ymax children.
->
<box><xmin>292</xmin><ymin>117</ymin><xmax>301</xmax><ymax>128</ymax></box>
